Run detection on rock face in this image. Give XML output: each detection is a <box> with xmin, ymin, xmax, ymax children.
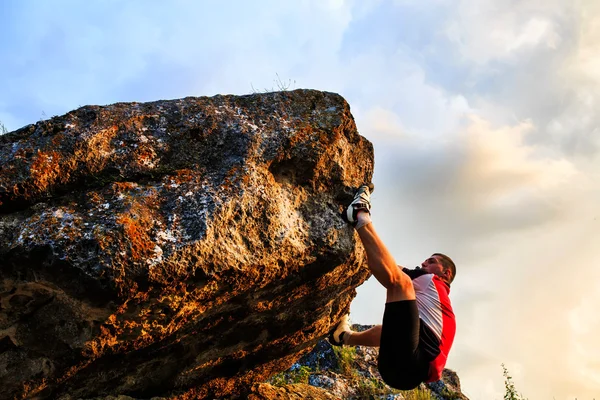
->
<box><xmin>0</xmin><ymin>90</ymin><xmax>374</xmax><ymax>399</ymax></box>
<box><xmin>249</xmin><ymin>383</ymin><xmax>338</xmax><ymax>400</ymax></box>
<box><xmin>256</xmin><ymin>325</ymin><xmax>469</xmax><ymax>400</ymax></box>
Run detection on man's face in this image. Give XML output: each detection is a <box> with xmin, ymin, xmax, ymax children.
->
<box><xmin>421</xmin><ymin>255</ymin><xmax>449</xmax><ymax>280</ymax></box>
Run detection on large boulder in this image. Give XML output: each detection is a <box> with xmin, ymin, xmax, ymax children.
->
<box><xmin>0</xmin><ymin>90</ymin><xmax>374</xmax><ymax>399</ymax></box>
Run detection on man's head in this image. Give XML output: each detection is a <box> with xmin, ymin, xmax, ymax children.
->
<box><xmin>421</xmin><ymin>253</ymin><xmax>456</xmax><ymax>285</ymax></box>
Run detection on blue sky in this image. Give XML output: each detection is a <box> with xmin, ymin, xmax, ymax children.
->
<box><xmin>2</xmin><ymin>1</ymin><xmax>599</xmax><ymax>399</ymax></box>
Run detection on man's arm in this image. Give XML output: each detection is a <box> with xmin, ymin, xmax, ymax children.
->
<box><xmin>345</xmin><ymin>324</ymin><xmax>382</xmax><ymax>347</ymax></box>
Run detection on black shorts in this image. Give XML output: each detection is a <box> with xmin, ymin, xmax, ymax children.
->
<box><xmin>378</xmin><ymin>300</ymin><xmax>430</xmax><ymax>390</ymax></box>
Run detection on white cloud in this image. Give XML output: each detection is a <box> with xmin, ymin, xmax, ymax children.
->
<box><xmin>369</xmin><ymin>115</ymin><xmax>585</xmax><ymax>244</ymax></box>
<box><xmin>444</xmin><ymin>0</ymin><xmax>566</xmax><ymax>65</ymax></box>
<box><xmin>340</xmin><ymin>54</ymin><xmax>471</xmax><ymax>143</ymax></box>
<box><xmin>362</xmin><ymin>106</ymin><xmax>407</xmax><ymax>141</ymax></box>
<box><xmin>440</xmin><ymin>0</ymin><xmax>600</xmax><ymax>167</ymax></box>
<box><xmin>570</xmin><ymin>0</ymin><xmax>600</xmax><ymax>82</ymax></box>
<box><xmin>457</xmin><ymin>116</ymin><xmax>580</xmax><ymax>212</ymax></box>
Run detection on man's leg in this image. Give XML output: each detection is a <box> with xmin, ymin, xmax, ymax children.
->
<box><xmin>331</xmin><ymin>220</ymin><xmax>415</xmax><ymax>346</ymax></box>
<box><xmin>357</xmin><ymin>215</ymin><xmax>425</xmax><ymax>389</ymax></box>
<box><xmin>333</xmin><ymin>185</ymin><xmax>425</xmax><ymax>389</ymax></box>
<box><xmin>378</xmin><ymin>300</ymin><xmax>425</xmax><ymax>390</ymax></box>
<box><xmin>331</xmin><ymin>184</ymin><xmax>415</xmax><ymax>346</ymax></box>
<box><xmin>343</xmin><ymin>184</ymin><xmax>415</xmax><ymax>302</ymax></box>
<box><xmin>355</xmin><ymin>220</ymin><xmax>415</xmax><ymax>303</ymax></box>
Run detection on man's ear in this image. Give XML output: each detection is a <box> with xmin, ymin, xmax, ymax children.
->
<box><xmin>443</xmin><ymin>268</ymin><xmax>452</xmax><ymax>282</ymax></box>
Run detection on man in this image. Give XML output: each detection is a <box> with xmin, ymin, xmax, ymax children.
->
<box><xmin>329</xmin><ymin>184</ymin><xmax>456</xmax><ymax>390</ymax></box>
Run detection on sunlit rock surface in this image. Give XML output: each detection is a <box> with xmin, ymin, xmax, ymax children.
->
<box><xmin>249</xmin><ymin>383</ymin><xmax>338</xmax><ymax>399</ymax></box>
<box><xmin>0</xmin><ymin>90</ymin><xmax>373</xmax><ymax>399</ymax></box>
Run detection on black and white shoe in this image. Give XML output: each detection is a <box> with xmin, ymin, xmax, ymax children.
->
<box><xmin>328</xmin><ymin>314</ymin><xmax>351</xmax><ymax>346</ymax></box>
<box><xmin>342</xmin><ymin>183</ymin><xmax>374</xmax><ymax>226</ymax></box>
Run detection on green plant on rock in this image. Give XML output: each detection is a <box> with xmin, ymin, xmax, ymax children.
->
<box><xmin>250</xmin><ymin>73</ymin><xmax>296</xmax><ymax>93</ymax></box>
<box><xmin>269</xmin><ymin>365</ymin><xmax>313</xmax><ymax>387</ymax></box>
<box><xmin>292</xmin><ymin>365</ymin><xmax>313</xmax><ymax>384</ymax></box>
<box><xmin>333</xmin><ymin>346</ymin><xmax>356</xmax><ymax>375</ymax></box>
<box><xmin>439</xmin><ymin>386</ymin><xmax>463</xmax><ymax>400</ymax></box>
<box><xmin>354</xmin><ymin>376</ymin><xmax>396</xmax><ymax>399</ymax></box>
<box><xmin>269</xmin><ymin>371</ymin><xmax>288</xmax><ymax>387</ymax></box>
<box><xmin>0</xmin><ymin>120</ymin><xmax>7</xmax><ymax>134</ymax></box>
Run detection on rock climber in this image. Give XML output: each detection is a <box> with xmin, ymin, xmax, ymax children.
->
<box><xmin>329</xmin><ymin>184</ymin><xmax>456</xmax><ymax>390</ymax></box>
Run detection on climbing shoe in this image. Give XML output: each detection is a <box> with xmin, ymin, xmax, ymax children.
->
<box><xmin>328</xmin><ymin>314</ymin><xmax>351</xmax><ymax>346</ymax></box>
<box><xmin>342</xmin><ymin>183</ymin><xmax>374</xmax><ymax>226</ymax></box>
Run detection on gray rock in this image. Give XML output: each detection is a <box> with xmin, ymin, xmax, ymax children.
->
<box><xmin>0</xmin><ymin>90</ymin><xmax>373</xmax><ymax>399</ymax></box>
<box><xmin>309</xmin><ymin>374</ymin><xmax>336</xmax><ymax>389</ymax></box>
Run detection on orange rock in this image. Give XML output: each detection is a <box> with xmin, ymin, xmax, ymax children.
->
<box><xmin>0</xmin><ymin>90</ymin><xmax>373</xmax><ymax>399</ymax></box>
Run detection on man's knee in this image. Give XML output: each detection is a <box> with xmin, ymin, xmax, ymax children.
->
<box><xmin>386</xmin><ymin>273</ymin><xmax>415</xmax><ymax>302</ymax></box>
<box><xmin>378</xmin><ymin>359</ymin><xmax>422</xmax><ymax>390</ymax></box>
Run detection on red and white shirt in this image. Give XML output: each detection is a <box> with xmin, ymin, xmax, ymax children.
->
<box><xmin>403</xmin><ymin>268</ymin><xmax>456</xmax><ymax>382</ymax></box>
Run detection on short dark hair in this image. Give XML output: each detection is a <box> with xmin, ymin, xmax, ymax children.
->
<box><xmin>433</xmin><ymin>253</ymin><xmax>456</xmax><ymax>284</ymax></box>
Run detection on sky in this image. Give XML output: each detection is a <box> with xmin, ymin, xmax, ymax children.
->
<box><xmin>1</xmin><ymin>0</ymin><xmax>599</xmax><ymax>398</ymax></box>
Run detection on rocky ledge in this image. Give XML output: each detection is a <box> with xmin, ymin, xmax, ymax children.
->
<box><xmin>0</xmin><ymin>89</ymin><xmax>373</xmax><ymax>399</ymax></box>
<box><xmin>252</xmin><ymin>325</ymin><xmax>469</xmax><ymax>400</ymax></box>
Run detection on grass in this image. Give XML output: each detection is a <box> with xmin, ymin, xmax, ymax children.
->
<box><xmin>270</xmin><ymin>364</ymin><xmax>313</xmax><ymax>386</ymax></box>
<box><xmin>502</xmin><ymin>364</ymin><xmax>528</xmax><ymax>400</ymax></box>
<box><xmin>332</xmin><ymin>345</ymin><xmax>356</xmax><ymax>375</ymax></box>
<box><xmin>250</xmin><ymin>73</ymin><xmax>296</xmax><ymax>93</ymax></box>
<box><xmin>332</xmin><ymin>345</ymin><xmax>432</xmax><ymax>399</ymax></box>
<box><xmin>401</xmin><ymin>387</ymin><xmax>435</xmax><ymax>400</ymax></box>
<box><xmin>355</xmin><ymin>376</ymin><xmax>404</xmax><ymax>399</ymax></box>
